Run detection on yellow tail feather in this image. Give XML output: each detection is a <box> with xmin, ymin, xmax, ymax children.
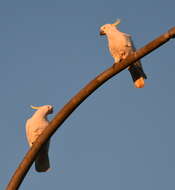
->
<box><xmin>134</xmin><ymin>77</ymin><xmax>145</xmax><ymax>88</ymax></box>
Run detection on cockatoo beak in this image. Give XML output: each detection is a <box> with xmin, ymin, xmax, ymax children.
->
<box><xmin>99</xmin><ymin>29</ymin><xmax>105</xmax><ymax>35</ymax></box>
<box><xmin>48</xmin><ymin>107</ymin><xmax>53</xmax><ymax>114</ymax></box>
<box><xmin>30</xmin><ymin>105</ymin><xmax>42</xmax><ymax>110</ymax></box>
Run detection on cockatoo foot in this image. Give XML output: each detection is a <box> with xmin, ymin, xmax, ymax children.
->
<box><xmin>134</xmin><ymin>77</ymin><xmax>145</xmax><ymax>88</ymax></box>
<box><xmin>114</xmin><ymin>57</ymin><xmax>121</xmax><ymax>64</ymax></box>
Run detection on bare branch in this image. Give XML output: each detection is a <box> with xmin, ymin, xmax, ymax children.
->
<box><xmin>6</xmin><ymin>27</ymin><xmax>175</xmax><ymax>190</ymax></box>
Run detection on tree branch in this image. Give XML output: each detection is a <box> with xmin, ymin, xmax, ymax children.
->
<box><xmin>6</xmin><ymin>27</ymin><xmax>175</xmax><ymax>190</ymax></box>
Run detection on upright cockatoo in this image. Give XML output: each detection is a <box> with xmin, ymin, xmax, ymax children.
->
<box><xmin>26</xmin><ymin>105</ymin><xmax>53</xmax><ymax>172</ymax></box>
<box><xmin>100</xmin><ymin>19</ymin><xmax>147</xmax><ymax>88</ymax></box>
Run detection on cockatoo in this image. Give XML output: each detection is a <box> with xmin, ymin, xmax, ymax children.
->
<box><xmin>26</xmin><ymin>105</ymin><xmax>53</xmax><ymax>172</ymax></box>
<box><xmin>100</xmin><ymin>19</ymin><xmax>147</xmax><ymax>88</ymax></box>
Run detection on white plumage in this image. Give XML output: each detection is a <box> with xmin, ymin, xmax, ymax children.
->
<box><xmin>26</xmin><ymin>105</ymin><xmax>53</xmax><ymax>172</ymax></box>
<box><xmin>100</xmin><ymin>19</ymin><xmax>147</xmax><ymax>88</ymax></box>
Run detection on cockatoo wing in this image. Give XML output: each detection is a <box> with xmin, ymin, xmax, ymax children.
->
<box><xmin>26</xmin><ymin>119</ymin><xmax>34</xmax><ymax>147</ymax></box>
<box><xmin>26</xmin><ymin>119</ymin><xmax>46</xmax><ymax>146</ymax></box>
<box><xmin>123</xmin><ymin>34</ymin><xmax>147</xmax><ymax>87</ymax></box>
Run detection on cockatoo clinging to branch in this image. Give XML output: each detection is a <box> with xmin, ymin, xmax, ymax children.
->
<box><xmin>100</xmin><ymin>19</ymin><xmax>147</xmax><ymax>88</ymax></box>
<box><xmin>26</xmin><ymin>105</ymin><xmax>53</xmax><ymax>172</ymax></box>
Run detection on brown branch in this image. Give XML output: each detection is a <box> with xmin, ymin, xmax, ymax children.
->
<box><xmin>6</xmin><ymin>27</ymin><xmax>175</xmax><ymax>190</ymax></box>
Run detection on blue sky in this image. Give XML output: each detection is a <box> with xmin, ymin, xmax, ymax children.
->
<box><xmin>1</xmin><ymin>0</ymin><xmax>175</xmax><ymax>189</ymax></box>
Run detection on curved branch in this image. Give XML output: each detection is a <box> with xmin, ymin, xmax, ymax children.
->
<box><xmin>6</xmin><ymin>27</ymin><xmax>175</xmax><ymax>190</ymax></box>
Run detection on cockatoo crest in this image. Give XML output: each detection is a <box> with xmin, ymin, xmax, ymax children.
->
<box><xmin>112</xmin><ymin>19</ymin><xmax>121</xmax><ymax>26</ymax></box>
<box><xmin>30</xmin><ymin>105</ymin><xmax>53</xmax><ymax>115</ymax></box>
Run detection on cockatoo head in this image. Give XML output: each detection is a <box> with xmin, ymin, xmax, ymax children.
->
<box><xmin>99</xmin><ymin>19</ymin><xmax>121</xmax><ymax>35</ymax></box>
<box><xmin>31</xmin><ymin>105</ymin><xmax>53</xmax><ymax>115</ymax></box>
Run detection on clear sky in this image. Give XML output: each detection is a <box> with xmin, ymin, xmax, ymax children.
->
<box><xmin>1</xmin><ymin>0</ymin><xmax>175</xmax><ymax>189</ymax></box>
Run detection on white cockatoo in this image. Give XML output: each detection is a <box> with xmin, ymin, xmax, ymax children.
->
<box><xmin>100</xmin><ymin>19</ymin><xmax>147</xmax><ymax>88</ymax></box>
<box><xmin>26</xmin><ymin>105</ymin><xmax>53</xmax><ymax>172</ymax></box>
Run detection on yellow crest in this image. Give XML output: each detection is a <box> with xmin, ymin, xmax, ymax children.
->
<box><xmin>30</xmin><ymin>105</ymin><xmax>42</xmax><ymax>110</ymax></box>
<box><xmin>112</xmin><ymin>19</ymin><xmax>121</xmax><ymax>26</ymax></box>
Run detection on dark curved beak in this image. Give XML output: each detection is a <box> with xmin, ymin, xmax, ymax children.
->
<box><xmin>48</xmin><ymin>107</ymin><xmax>53</xmax><ymax>114</ymax></box>
<box><xmin>99</xmin><ymin>30</ymin><xmax>105</xmax><ymax>35</ymax></box>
